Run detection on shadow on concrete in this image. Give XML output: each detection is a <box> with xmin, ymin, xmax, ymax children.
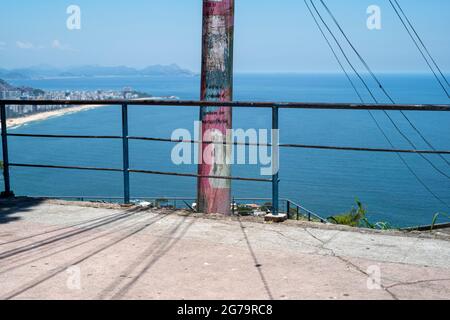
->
<box><xmin>0</xmin><ymin>208</ymin><xmax>155</xmax><ymax>276</ymax></box>
<box><xmin>0</xmin><ymin>210</ymin><xmax>173</xmax><ymax>300</ymax></box>
<box><xmin>237</xmin><ymin>217</ymin><xmax>274</xmax><ymax>300</ymax></box>
<box><xmin>0</xmin><ymin>197</ymin><xmax>46</xmax><ymax>225</ymax></box>
<box><xmin>99</xmin><ymin>214</ymin><xmax>196</xmax><ymax>299</ymax></box>
<box><xmin>0</xmin><ymin>204</ymin><xmax>155</xmax><ymax>262</ymax></box>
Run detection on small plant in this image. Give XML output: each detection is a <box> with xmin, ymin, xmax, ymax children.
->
<box><xmin>431</xmin><ymin>212</ymin><xmax>450</xmax><ymax>230</ymax></box>
<box><xmin>328</xmin><ymin>199</ymin><xmax>367</xmax><ymax>227</ymax></box>
<box><xmin>328</xmin><ymin>199</ymin><xmax>394</xmax><ymax>230</ymax></box>
<box><xmin>237</xmin><ymin>205</ymin><xmax>253</xmax><ymax>216</ymax></box>
<box><xmin>373</xmin><ymin>221</ymin><xmax>394</xmax><ymax>230</ymax></box>
<box><xmin>288</xmin><ymin>207</ymin><xmax>299</xmax><ymax>219</ymax></box>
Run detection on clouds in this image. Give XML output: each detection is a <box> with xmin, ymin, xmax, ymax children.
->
<box><xmin>16</xmin><ymin>41</ymin><xmax>34</xmax><ymax>49</ymax></box>
<box><xmin>14</xmin><ymin>40</ymin><xmax>73</xmax><ymax>51</ymax></box>
<box><xmin>51</xmin><ymin>40</ymin><xmax>72</xmax><ymax>51</ymax></box>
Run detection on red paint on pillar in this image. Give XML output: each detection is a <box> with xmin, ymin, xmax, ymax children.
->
<box><xmin>198</xmin><ymin>0</ymin><xmax>234</xmax><ymax>215</ymax></box>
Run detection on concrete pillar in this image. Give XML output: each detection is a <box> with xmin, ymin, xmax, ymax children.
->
<box><xmin>198</xmin><ymin>0</ymin><xmax>235</xmax><ymax>214</ymax></box>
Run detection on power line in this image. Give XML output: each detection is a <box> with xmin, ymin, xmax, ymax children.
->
<box><xmin>319</xmin><ymin>0</ymin><xmax>396</xmax><ymax>104</ymax></box>
<box><xmin>318</xmin><ymin>0</ymin><xmax>450</xmax><ymax>179</ymax></box>
<box><xmin>303</xmin><ymin>0</ymin><xmax>364</xmax><ymax>103</ymax></box>
<box><xmin>308</xmin><ymin>0</ymin><xmax>379</xmax><ymax>104</ymax></box>
<box><xmin>398</xmin><ymin>112</ymin><xmax>450</xmax><ymax>167</ymax></box>
<box><xmin>388</xmin><ymin>0</ymin><xmax>449</xmax><ymax>98</ymax></box>
<box><xmin>393</xmin><ymin>0</ymin><xmax>450</xmax><ymax>89</ymax></box>
<box><xmin>388</xmin><ymin>0</ymin><xmax>450</xmax><ymax>167</ymax></box>
<box><xmin>304</xmin><ymin>0</ymin><xmax>450</xmax><ymax>208</ymax></box>
<box><xmin>384</xmin><ymin>111</ymin><xmax>450</xmax><ymax>179</ymax></box>
<box><xmin>366</xmin><ymin>111</ymin><xmax>450</xmax><ymax>209</ymax></box>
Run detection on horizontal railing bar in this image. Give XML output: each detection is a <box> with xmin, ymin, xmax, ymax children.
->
<box><xmin>22</xmin><ymin>196</ymin><xmax>291</xmax><ymax>201</ymax></box>
<box><xmin>9</xmin><ymin>163</ymin><xmax>123</xmax><ymax>172</ymax></box>
<box><xmin>129</xmin><ymin>169</ymin><xmax>272</xmax><ymax>182</ymax></box>
<box><xmin>7</xmin><ymin>134</ymin><xmax>449</xmax><ymax>155</ymax></box>
<box><xmin>41</xmin><ymin>196</ymin><xmax>198</xmax><ymax>200</ymax></box>
<box><xmin>8</xmin><ymin>133</ymin><xmax>122</xmax><ymax>139</ymax></box>
<box><xmin>1</xmin><ymin>99</ymin><xmax>449</xmax><ymax>111</ymax></box>
<box><xmin>128</xmin><ymin>136</ymin><xmax>450</xmax><ymax>155</ymax></box>
<box><xmin>28</xmin><ymin>196</ymin><xmax>287</xmax><ymax>201</ymax></box>
<box><xmin>279</xmin><ymin>143</ymin><xmax>450</xmax><ymax>155</ymax></box>
<box><xmin>8</xmin><ymin>163</ymin><xmax>269</xmax><ymax>182</ymax></box>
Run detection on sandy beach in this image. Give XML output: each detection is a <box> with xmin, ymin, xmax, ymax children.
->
<box><xmin>4</xmin><ymin>97</ymin><xmax>176</xmax><ymax>129</ymax></box>
<box><xmin>6</xmin><ymin>104</ymin><xmax>105</xmax><ymax>129</ymax></box>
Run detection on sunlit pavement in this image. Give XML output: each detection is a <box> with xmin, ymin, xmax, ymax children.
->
<box><xmin>0</xmin><ymin>198</ymin><xmax>449</xmax><ymax>300</ymax></box>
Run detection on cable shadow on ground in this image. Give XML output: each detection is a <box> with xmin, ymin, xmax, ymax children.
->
<box><xmin>0</xmin><ymin>211</ymin><xmax>173</xmax><ymax>300</ymax></box>
<box><xmin>0</xmin><ymin>208</ymin><xmax>153</xmax><ymax>274</ymax></box>
<box><xmin>0</xmin><ymin>204</ymin><xmax>143</xmax><ymax>247</ymax></box>
<box><xmin>0</xmin><ymin>206</ymin><xmax>146</xmax><ymax>261</ymax></box>
<box><xmin>99</xmin><ymin>215</ymin><xmax>196</xmax><ymax>300</ymax></box>
<box><xmin>237</xmin><ymin>217</ymin><xmax>274</xmax><ymax>300</ymax></box>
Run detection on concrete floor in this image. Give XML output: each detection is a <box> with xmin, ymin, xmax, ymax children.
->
<box><xmin>0</xmin><ymin>198</ymin><xmax>449</xmax><ymax>300</ymax></box>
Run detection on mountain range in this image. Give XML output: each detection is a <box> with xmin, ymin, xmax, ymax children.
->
<box><xmin>0</xmin><ymin>79</ymin><xmax>45</xmax><ymax>95</ymax></box>
<box><xmin>0</xmin><ymin>64</ymin><xmax>197</xmax><ymax>80</ymax></box>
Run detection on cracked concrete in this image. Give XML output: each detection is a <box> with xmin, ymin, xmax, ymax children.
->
<box><xmin>0</xmin><ymin>198</ymin><xmax>449</xmax><ymax>300</ymax></box>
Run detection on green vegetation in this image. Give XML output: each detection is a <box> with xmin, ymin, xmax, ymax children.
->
<box><xmin>288</xmin><ymin>207</ymin><xmax>299</xmax><ymax>220</ymax></box>
<box><xmin>328</xmin><ymin>199</ymin><xmax>394</xmax><ymax>230</ymax></box>
<box><xmin>431</xmin><ymin>212</ymin><xmax>450</xmax><ymax>230</ymax></box>
<box><xmin>237</xmin><ymin>205</ymin><xmax>253</xmax><ymax>216</ymax></box>
<box><xmin>260</xmin><ymin>202</ymin><xmax>272</xmax><ymax>213</ymax></box>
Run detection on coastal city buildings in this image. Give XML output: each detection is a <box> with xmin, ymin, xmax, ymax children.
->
<box><xmin>0</xmin><ymin>80</ymin><xmax>151</xmax><ymax>118</ymax></box>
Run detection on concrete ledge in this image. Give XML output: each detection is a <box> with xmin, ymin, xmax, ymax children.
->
<box><xmin>264</xmin><ymin>213</ymin><xmax>288</xmax><ymax>223</ymax></box>
<box><xmin>1</xmin><ymin>197</ymin><xmax>449</xmax><ymax>241</ymax></box>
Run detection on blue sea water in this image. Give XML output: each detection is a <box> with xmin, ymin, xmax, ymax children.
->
<box><xmin>4</xmin><ymin>73</ymin><xmax>450</xmax><ymax>227</ymax></box>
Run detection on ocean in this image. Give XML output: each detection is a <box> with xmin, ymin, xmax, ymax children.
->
<box><xmin>5</xmin><ymin>73</ymin><xmax>450</xmax><ymax>227</ymax></box>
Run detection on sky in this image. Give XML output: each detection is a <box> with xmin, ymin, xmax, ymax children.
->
<box><xmin>0</xmin><ymin>0</ymin><xmax>449</xmax><ymax>73</ymax></box>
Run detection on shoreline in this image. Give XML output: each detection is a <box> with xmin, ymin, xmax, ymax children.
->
<box><xmin>6</xmin><ymin>104</ymin><xmax>105</xmax><ymax>129</ymax></box>
<box><xmin>4</xmin><ymin>97</ymin><xmax>178</xmax><ymax>129</ymax></box>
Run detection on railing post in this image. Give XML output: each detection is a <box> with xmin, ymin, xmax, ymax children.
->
<box><xmin>272</xmin><ymin>106</ymin><xmax>279</xmax><ymax>215</ymax></box>
<box><xmin>1</xmin><ymin>104</ymin><xmax>14</xmax><ymax>198</ymax></box>
<box><xmin>286</xmin><ymin>200</ymin><xmax>291</xmax><ymax>219</ymax></box>
<box><xmin>232</xmin><ymin>197</ymin><xmax>235</xmax><ymax>215</ymax></box>
<box><xmin>121</xmin><ymin>104</ymin><xmax>130</xmax><ymax>204</ymax></box>
<box><xmin>296</xmin><ymin>206</ymin><xmax>300</xmax><ymax>221</ymax></box>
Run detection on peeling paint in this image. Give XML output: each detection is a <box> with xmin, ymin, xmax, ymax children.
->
<box><xmin>198</xmin><ymin>0</ymin><xmax>234</xmax><ymax>215</ymax></box>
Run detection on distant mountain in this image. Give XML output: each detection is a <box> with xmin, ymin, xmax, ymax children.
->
<box><xmin>0</xmin><ymin>64</ymin><xmax>196</xmax><ymax>79</ymax></box>
<box><xmin>0</xmin><ymin>69</ymin><xmax>29</xmax><ymax>80</ymax></box>
<box><xmin>140</xmin><ymin>64</ymin><xmax>194</xmax><ymax>76</ymax></box>
<box><xmin>64</xmin><ymin>65</ymin><xmax>138</xmax><ymax>77</ymax></box>
<box><xmin>0</xmin><ymin>78</ymin><xmax>45</xmax><ymax>95</ymax></box>
<box><xmin>0</xmin><ymin>79</ymin><xmax>15</xmax><ymax>91</ymax></box>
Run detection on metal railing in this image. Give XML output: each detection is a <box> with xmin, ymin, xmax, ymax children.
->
<box><xmin>1</xmin><ymin>99</ymin><xmax>449</xmax><ymax>219</ymax></box>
